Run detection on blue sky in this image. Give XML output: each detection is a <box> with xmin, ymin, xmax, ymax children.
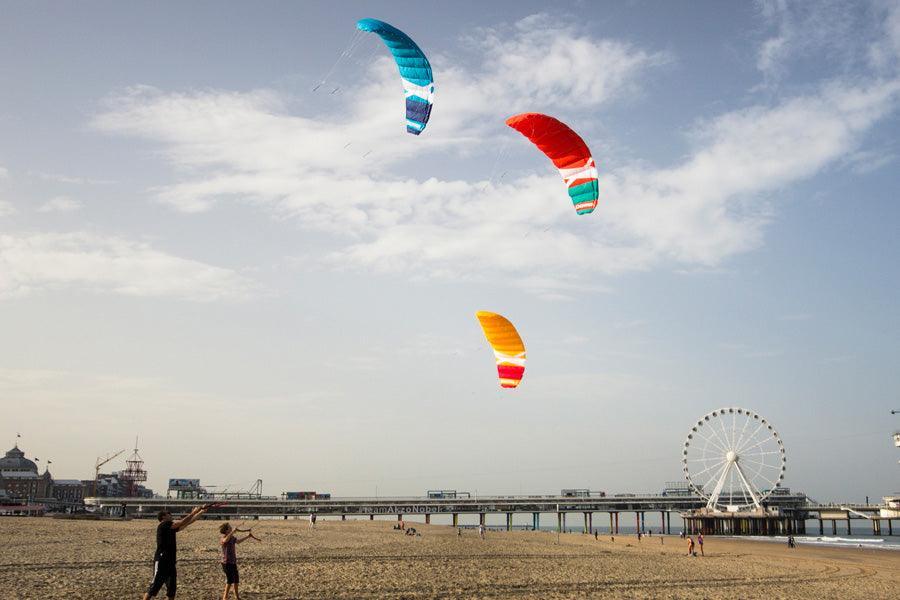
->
<box><xmin>1</xmin><ymin>1</ymin><xmax>898</xmax><ymax>502</ymax></box>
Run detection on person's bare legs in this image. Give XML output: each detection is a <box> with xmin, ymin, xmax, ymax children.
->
<box><xmin>233</xmin><ymin>583</ymin><xmax>241</xmax><ymax>600</ymax></box>
<box><xmin>222</xmin><ymin>583</ymin><xmax>230</xmax><ymax>600</ymax></box>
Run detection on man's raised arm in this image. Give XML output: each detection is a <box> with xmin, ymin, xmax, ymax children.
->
<box><xmin>172</xmin><ymin>504</ymin><xmax>214</xmax><ymax>531</ymax></box>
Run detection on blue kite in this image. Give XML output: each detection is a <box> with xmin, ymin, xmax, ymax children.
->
<box><xmin>357</xmin><ymin>18</ymin><xmax>434</xmax><ymax>135</ymax></box>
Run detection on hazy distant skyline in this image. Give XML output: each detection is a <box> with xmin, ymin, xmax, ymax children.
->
<box><xmin>1</xmin><ymin>1</ymin><xmax>899</xmax><ymax>501</ymax></box>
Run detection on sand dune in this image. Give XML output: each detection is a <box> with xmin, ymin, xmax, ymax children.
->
<box><xmin>0</xmin><ymin>518</ymin><xmax>896</xmax><ymax>599</ymax></box>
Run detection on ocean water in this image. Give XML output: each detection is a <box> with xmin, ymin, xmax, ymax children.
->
<box><xmin>462</xmin><ymin>525</ymin><xmax>900</xmax><ymax>549</ymax></box>
<box><xmin>736</xmin><ymin>534</ymin><xmax>900</xmax><ymax>550</ymax></box>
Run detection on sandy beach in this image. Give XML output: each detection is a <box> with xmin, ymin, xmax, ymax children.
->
<box><xmin>0</xmin><ymin>518</ymin><xmax>897</xmax><ymax>599</ymax></box>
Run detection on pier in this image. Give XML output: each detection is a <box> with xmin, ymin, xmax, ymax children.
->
<box><xmin>81</xmin><ymin>491</ymin><xmax>835</xmax><ymax>534</ymax></box>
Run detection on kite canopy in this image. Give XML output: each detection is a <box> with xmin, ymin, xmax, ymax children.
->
<box><xmin>476</xmin><ymin>311</ymin><xmax>526</xmax><ymax>389</ymax></box>
<box><xmin>357</xmin><ymin>18</ymin><xmax>434</xmax><ymax>135</ymax></box>
<box><xmin>506</xmin><ymin>113</ymin><xmax>599</xmax><ymax>215</ymax></box>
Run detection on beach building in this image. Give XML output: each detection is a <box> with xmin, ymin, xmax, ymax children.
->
<box><xmin>0</xmin><ymin>445</ymin><xmax>52</xmax><ymax>500</ymax></box>
<box><xmin>0</xmin><ymin>444</ymin><xmax>109</xmax><ymax>510</ymax></box>
<box><xmin>51</xmin><ymin>479</ymin><xmax>85</xmax><ymax>505</ymax></box>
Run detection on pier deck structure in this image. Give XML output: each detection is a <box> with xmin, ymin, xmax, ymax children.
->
<box><xmin>81</xmin><ymin>492</ymin><xmax>883</xmax><ymax>536</ymax></box>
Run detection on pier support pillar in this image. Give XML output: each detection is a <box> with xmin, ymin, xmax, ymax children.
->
<box><xmin>832</xmin><ymin>519</ymin><xmax>837</xmax><ymax>535</ymax></box>
<box><xmin>635</xmin><ymin>512</ymin><xmax>640</xmax><ymax>534</ymax></box>
<box><xmin>533</xmin><ymin>512</ymin><xmax>540</xmax><ymax>530</ymax></box>
<box><xmin>615</xmin><ymin>512</ymin><xmax>619</xmax><ymax>534</ymax></box>
<box><xmin>888</xmin><ymin>519</ymin><xmax>893</xmax><ymax>535</ymax></box>
<box><xmin>609</xmin><ymin>512</ymin><xmax>613</xmax><ymax>533</ymax></box>
<box><xmin>425</xmin><ymin>514</ymin><xmax>431</xmax><ymax>525</ymax></box>
<box><xmin>452</xmin><ymin>513</ymin><xmax>458</xmax><ymax>528</ymax></box>
<box><xmin>479</xmin><ymin>513</ymin><xmax>486</xmax><ymax>526</ymax></box>
<box><xmin>847</xmin><ymin>518</ymin><xmax>852</xmax><ymax>535</ymax></box>
<box><xmin>667</xmin><ymin>512</ymin><xmax>672</xmax><ymax>534</ymax></box>
<box><xmin>589</xmin><ymin>512</ymin><xmax>593</xmax><ymax>533</ymax></box>
<box><xmin>370</xmin><ymin>514</ymin><xmax>374</xmax><ymax>520</ymax></box>
<box><xmin>818</xmin><ymin>519</ymin><xmax>823</xmax><ymax>535</ymax></box>
<box><xmin>506</xmin><ymin>513</ymin><xmax>513</xmax><ymax>531</ymax></box>
<box><xmin>557</xmin><ymin>512</ymin><xmax>562</xmax><ymax>533</ymax></box>
<box><xmin>872</xmin><ymin>519</ymin><xmax>877</xmax><ymax>535</ymax></box>
<box><xmin>562</xmin><ymin>512</ymin><xmax>567</xmax><ymax>531</ymax></box>
<box><xmin>583</xmin><ymin>512</ymin><xmax>589</xmax><ymax>534</ymax></box>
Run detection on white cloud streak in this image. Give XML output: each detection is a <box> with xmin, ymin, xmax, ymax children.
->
<box><xmin>0</xmin><ymin>232</ymin><xmax>261</xmax><ymax>300</ymax></box>
<box><xmin>869</xmin><ymin>0</ymin><xmax>900</xmax><ymax>71</ymax></box>
<box><xmin>38</xmin><ymin>196</ymin><xmax>83</xmax><ymax>213</ymax></box>
<box><xmin>755</xmin><ymin>0</ymin><xmax>895</xmax><ymax>86</ymax></box>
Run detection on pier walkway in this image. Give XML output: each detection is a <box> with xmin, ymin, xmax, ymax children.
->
<box><xmin>86</xmin><ymin>492</ymin><xmax>823</xmax><ymax>535</ymax></box>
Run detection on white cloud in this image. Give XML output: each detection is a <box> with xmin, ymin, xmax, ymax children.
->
<box><xmin>92</xmin><ymin>16</ymin><xmax>900</xmax><ymax>294</ymax></box>
<box><xmin>0</xmin><ymin>167</ymin><xmax>12</xmax><ymax>216</ymax></box>
<box><xmin>869</xmin><ymin>0</ymin><xmax>900</xmax><ymax>70</ymax></box>
<box><xmin>755</xmin><ymin>0</ymin><xmax>888</xmax><ymax>87</ymax></box>
<box><xmin>27</xmin><ymin>171</ymin><xmax>115</xmax><ymax>185</ymax></box>
<box><xmin>756</xmin><ymin>0</ymin><xmax>791</xmax><ymax>86</ymax></box>
<box><xmin>843</xmin><ymin>147</ymin><xmax>898</xmax><ymax>174</ymax></box>
<box><xmin>38</xmin><ymin>196</ymin><xmax>83</xmax><ymax>213</ymax></box>
<box><xmin>0</xmin><ymin>232</ymin><xmax>261</xmax><ymax>301</ymax></box>
<box><xmin>469</xmin><ymin>14</ymin><xmax>670</xmax><ymax>109</ymax></box>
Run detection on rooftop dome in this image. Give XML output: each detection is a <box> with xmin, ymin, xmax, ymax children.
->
<box><xmin>0</xmin><ymin>445</ymin><xmax>38</xmax><ymax>473</ymax></box>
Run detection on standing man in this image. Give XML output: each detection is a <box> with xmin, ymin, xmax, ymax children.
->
<box><xmin>143</xmin><ymin>504</ymin><xmax>214</xmax><ymax>599</ymax></box>
<box><xmin>697</xmin><ymin>532</ymin><xmax>704</xmax><ymax>556</ymax></box>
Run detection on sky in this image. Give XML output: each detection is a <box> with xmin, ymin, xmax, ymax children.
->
<box><xmin>1</xmin><ymin>0</ymin><xmax>899</xmax><ymax>503</ymax></box>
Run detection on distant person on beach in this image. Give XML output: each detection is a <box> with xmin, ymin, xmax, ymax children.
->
<box><xmin>686</xmin><ymin>536</ymin><xmax>695</xmax><ymax>556</ymax></box>
<box><xmin>788</xmin><ymin>534</ymin><xmax>796</xmax><ymax>548</ymax></box>
<box><xmin>457</xmin><ymin>527</ymin><xmax>462</xmax><ymax>537</ymax></box>
<box><xmin>308</xmin><ymin>513</ymin><xmax>316</xmax><ymax>529</ymax></box>
<box><xmin>479</xmin><ymin>524</ymin><xmax>485</xmax><ymax>539</ymax></box>
<box><xmin>143</xmin><ymin>504</ymin><xmax>212</xmax><ymax>600</ymax></box>
<box><xmin>697</xmin><ymin>533</ymin><xmax>704</xmax><ymax>556</ymax></box>
<box><xmin>680</xmin><ymin>530</ymin><xmax>685</xmax><ymax>539</ymax></box>
<box><xmin>594</xmin><ymin>531</ymin><xmax>598</xmax><ymax>540</ymax></box>
<box><xmin>219</xmin><ymin>522</ymin><xmax>259</xmax><ymax>600</ymax></box>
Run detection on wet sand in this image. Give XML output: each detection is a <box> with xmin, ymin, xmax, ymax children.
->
<box><xmin>0</xmin><ymin>518</ymin><xmax>897</xmax><ymax>599</ymax></box>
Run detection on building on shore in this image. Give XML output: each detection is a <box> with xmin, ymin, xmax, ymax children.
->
<box><xmin>0</xmin><ymin>444</ymin><xmax>152</xmax><ymax>510</ymax></box>
<box><xmin>0</xmin><ymin>445</ymin><xmax>52</xmax><ymax>501</ymax></box>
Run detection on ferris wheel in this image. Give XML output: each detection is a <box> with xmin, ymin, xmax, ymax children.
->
<box><xmin>682</xmin><ymin>407</ymin><xmax>786</xmax><ymax>511</ymax></box>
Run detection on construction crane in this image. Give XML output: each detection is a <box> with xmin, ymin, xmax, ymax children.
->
<box><xmin>93</xmin><ymin>449</ymin><xmax>126</xmax><ymax>495</ymax></box>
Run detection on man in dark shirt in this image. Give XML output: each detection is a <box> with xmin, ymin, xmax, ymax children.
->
<box><xmin>143</xmin><ymin>504</ymin><xmax>213</xmax><ymax>599</ymax></box>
